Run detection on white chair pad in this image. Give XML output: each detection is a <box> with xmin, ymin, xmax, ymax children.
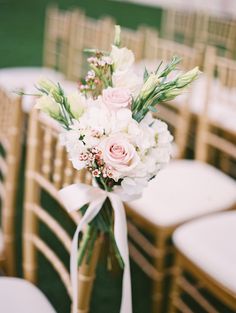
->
<box><xmin>0</xmin><ymin>68</ymin><xmax>78</xmax><ymax>114</ymax></box>
<box><xmin>128</xmin><ymin>160</ymin><xmax>236</xmax><ymax>227</ymax></box>
<box><xmin>173</xmin><ymin>211</ymin><xmax>236</xmax><ymax>294</ymax></box>
<box><xmin>0</xmin><ymin>277</ymin><xmax>57</xmax><ymax>313</ymax></box>
<box><xmin>0</xmin><ymin>67</ymin><xmax>65</xmax><ymax>113</ymax></box>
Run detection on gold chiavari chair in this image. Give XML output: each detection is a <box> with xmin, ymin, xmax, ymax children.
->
<box><xmin>125</xmin><ymin>46</ymin><xmax>236</xmax><ymax>313</ymax></box>
<box><xmin>120</xmin><ymin>26</ymin><xmax>145</xmax><ymax>61</ymax></box>
<box><xmin>43</xmin><ymin>4</ymin><xmax>74</xmax><ymax>76</ymax></box>
<box><xmin>0</xmin><ymin>108</ymin><xmax>99</xmax><ymax>312</ymax></box>
<box><xmin>0</xmin><ymin>5</ymin><xmax>74</xmax><ymax>97</ymax></box>
<box><xmin>67</xmin><ymin>10</ymin><xmax>115</xmax><ymax>80</ymax></box>
<box><xmin>195</xmin><ymin>14</ymin><xmax>236</xmax><ymax>59</ymax></box>
<box><xmin>196</xmin><ymin>46</ymin><xmax>236</xmax><ymax>176</ymax></box>
<box><xmin>170</xmin><ymin>211</ymin><xmax>236</xmax><ymax>313</ymax></box>
<box><xmin>142</xmin><ymin>27</ymin><xmax>203</xmax><ymax>158</ymax></box>
<box><xmin>0</xmin><ymin>89</ymin><xmax>24</xmax><ymax>276</ymax></box>
<box><xmin>161</xmin><ymin>9</ymin><xmax>197</xmax><ymax>47</ymax></box>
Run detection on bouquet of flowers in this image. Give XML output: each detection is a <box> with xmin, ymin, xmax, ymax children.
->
<box><xmin>28</xmin><ymin>25</ymin><xmax>199</xmax><ymax>313</ymax></box>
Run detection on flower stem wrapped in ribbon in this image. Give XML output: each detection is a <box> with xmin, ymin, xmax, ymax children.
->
<box><xmin>20</xmin><ymin>25</ymin><xmax>200</xmax><ymax>313</ymax></box>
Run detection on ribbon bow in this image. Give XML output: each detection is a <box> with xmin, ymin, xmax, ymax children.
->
<box><xmin>59</xmin><ymin>183</ymin><xmax>137</xmax><ymax>313</ymax></box>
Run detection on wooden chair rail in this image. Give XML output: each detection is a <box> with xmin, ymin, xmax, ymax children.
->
<box><xmin>26</xmin><ymin>170</ymin><xmax>81</xmax><ymax>225</ymax></box>
<box><xmin>0</xmin><ymin>155</ymin><xmax>7</xmax><ymax>177</ymax></box>
<box><xmin>30</xmin><ymin>234</ymin><xmax>72</xmax><ymax>298</ymax></box>
<box><xmin>127</xmin><ymin>221</ymin><xmax>160</xmax><ymax>258</ymax></box>
<box><xmin>128</xmin><ymin>241</ymin><xmax>162</xmax><ymax>281</ymax></box>
<box><xmin>178</xmin><ymin>276</ymin><xmax>218</xmax><ymax>313</ymax></box>
<box><xmin>206</xmin><ymin>132</ymin><xmax>236</xmax><ymax>158</ymax></box>
<box><xmin>29</xmin><ymin>203</ymin><xmax>71</xmax><ymax>253</ymax></box>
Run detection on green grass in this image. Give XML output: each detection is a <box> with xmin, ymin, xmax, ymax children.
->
<box><xmin>0</xmin><ymin>1</ymin><xmax>162</xmax><ymax>312</ymax></box>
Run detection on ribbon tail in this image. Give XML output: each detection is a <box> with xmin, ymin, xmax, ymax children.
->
<box><xmin>109</xmin><ymin>194</ymin><xmax>132</xmax><ymax>313</ymax></box>
<box><xmin>71</xmin><ymin>197</ymin><xmax>106</xmax><ymax>313</ymax></box>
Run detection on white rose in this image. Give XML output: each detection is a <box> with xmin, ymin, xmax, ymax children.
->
<box><xmin>67</xmin><ymin>92</ymin><xmax>86</xmax><ymax>119</ymax></box>
<box><xmin>111</xmin><ymin>45</ymin><xmax>135</xmax><ymax>71</ymax></box>
<box><xmin>112</xmin><ymin>69</ymin><xmax>142</xmax><ymax>97</ymax></box>
<box><xmin>35</xmin><ymin>94</ymin><xmax>60</xmax><ymax>116</ymax></box>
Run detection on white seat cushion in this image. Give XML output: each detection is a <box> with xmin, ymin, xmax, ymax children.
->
<box><xmin>0</xmin><ymin>68</ymin><xmax>78</xmax><ymax>114</ymax></box>
<box><xmin>173</xmin><ymin>211</ymin><xmax>236</xmax><ymax>294</ymax></box>
<box><xmin>0</xmin><ymin>277</ymin><xmax>57</xmax><ymax>313</ymax></box>
<box><xmin>0</xmin><ymin>67</ymin><xmax>64</xmax><ymax>89</ymax></box>
<box><xmin>0</xmin><ymin>67</ymin><xmax>65</xmax><ymax>113</ymax></box>
<box><xmin>128</xmin><ymin>160</ymin><xmax>236</xmax><ymax>227</ymax></box>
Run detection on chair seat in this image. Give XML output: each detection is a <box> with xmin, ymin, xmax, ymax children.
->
<box><xmin>0</xmin><ymin>277</ymin><xmax>57</xmax><ymax>313</ymax></box>
<box><xmin>0</xmin><ymin>67</ymin><xmax>65</xmax><ymax>113</ymax></box>
<box><xmin>128</xmin><ymin>160</ymin><xmax>236</xmax><ymax>227</ymax></box>
<box><xmin>173</xmin><ymin>211</ymin><xmax>236</xmax><ymax>294</ymax></box>
<box><xmin>0</xmin><ymin>68</ymin><xmax>78</xmax><ymax>114</ymax></box>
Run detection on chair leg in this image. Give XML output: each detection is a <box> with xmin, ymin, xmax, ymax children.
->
<box><xmin>76</xmin><ymin>235</ymin><xmax>103</xmax><ymax>313</ymax></box>
<box><xmin>0</xmin><ymin>253</ymin><xmax>5</xmax><ymax>274</ymax></box>
<box><xmin>4</xmin><ymin>237</ymin><xmax>16</xmax><ymax>276</ymax></box>
<box><xmin>152</xmin><ymin>232</ymin><xmax>166</xmax><ymax>313</ymax></box>
<box><xmin>169</xmin><ymin>255</ymin><xmax>182</xmax><ymax>313</ymax></box>
<box><xmin>23</xmin><ymin>203</ymin><xmax>38</xmax><ymax>283</ymax></box>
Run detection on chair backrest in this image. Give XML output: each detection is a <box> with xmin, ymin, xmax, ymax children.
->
<box><xmin>120</xmin><ymin>26</ymin><xmax>145</xmax><ymax>61</ymax></box>
<box><xmin>143</xmin><ymin>28</ymin><xmax>203</xmax><ymax>158</ymax></box>
<box><xmin>23</xmin><ymin>108</ymin><xmax>99</xmax><ymax>312</ymax></box>
<box><xmin>196</xmin><ymin>14</ymin><xmax>236</xmax><ymax>58</ymax></box>
<box><xmin>161</xmin><ymin>8</ymin><xmax>197</xmax><ymax>47</ymax></box>
<box><xmin>196</xmin><ymin>47</ymin><xmax>236</xmax><ymax>173</ymax></box>
<box><xmin>0</xmin><ymin>89</ymin><xmax>23</xmax><ymax>275</ymax></box>
<box><xmin>43</xmin><ymin>5</ymin><xmax>73</xmax><ymax>75</ymax></box>
<box><xmin>67</xmin><ymin>10</ymin><xmax>115</xmax><ymax>80</ymax></box>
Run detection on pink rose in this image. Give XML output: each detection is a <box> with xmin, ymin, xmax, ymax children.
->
<box><xmin>102</xmin><ymin>87</ymin><xmax>132</xmax><ymax>111</ymax></box>
<box><xmin>101</xmin><ymin>135</ymin><xmax>139</xmax><ymax>174</ymax></box>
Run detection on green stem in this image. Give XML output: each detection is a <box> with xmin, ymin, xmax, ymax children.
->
<box><xmin>77</xmin><ymin>225</ymin><xmax>93</xmax><ymax>266</ymax></box>
<box><xmin>109</xmin><ymin>228</ymin><xmax>124</xmax><ymax>269</ymax></box>
<box><xmin>86</xmin><ymin>227</ymin><xmax>98</xmax><ymax>264</ymax></box>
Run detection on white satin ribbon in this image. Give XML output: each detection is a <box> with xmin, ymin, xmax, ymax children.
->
<box><xmin>59</xmin><ymin>183</ymin><xmax>136</xmax><ymax>313</ymax></box>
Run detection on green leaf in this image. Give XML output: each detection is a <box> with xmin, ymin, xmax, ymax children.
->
<box><xmin>143</xmin><ymin>67</ymin><xmax>149</xmax><ymax>82</ymax></box>
<box><xmin>147</xmin><ymin>106</ymin><xmax>157</xmax><ymax>112</ymax></box>
<box><xmin>155</xmin><ymin>60</ymin><xmax>163</xmax><ymax>75</ymax></box>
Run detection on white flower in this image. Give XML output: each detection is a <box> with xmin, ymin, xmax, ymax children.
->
<box><xmin>79</xmin><ymin>102</ymin><xmax>112</xmax><ymax>135</ymax></box>
<box><xmin>67</xmin><ymin>92</ymin><xmax>86</xmax><ymax>119</ymax></box>
<box><xmin>121</xmin><ymin>177</ymin><xmax>147</xmax><ymax>196</ymax></box>
<box><xmin>35</xmin><ymin>95</ymin><xmax>60</xmax><ymax>116</ymax></box>
<box><xmin>140</xmin><ymin>73</ymin><xmax>160</xmax><ymax>99</ymax></box>
<box><xmin>111</xmin><ymin>45</ymin><xmax>135</xmax><ymax>71</ymax></box>
<box><xmin>112</xmin><ymin>69</ymin><xmax>142</xmax><ymax>97</ymax></box>
<box><xmin>150</xmin><ymin>147</ymin><xmax>171</xmax><ymax>164</ymax></box>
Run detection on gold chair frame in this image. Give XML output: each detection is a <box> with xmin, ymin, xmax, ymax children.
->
<box><xmin>67</xmin><ymin>10</ymin><xmax>115</xmax><ymax>80</ymax></box>
<box><xmin>170</xmin><ymin>249</ymin><xmax>236</xmax><ymax>313</ymax></box>
<box><xmin>23</xmin><ymin>108</ymin><xmax>101</xmax><ymax>313</ymax></box>
<box><xmin>0</xmin><ymin>89</ymin><xmax>24</xmax><ymax>276</ymax></box>
<box><xmin>43</xmin><ymin>4</ymin><xmax>74</xmax><ymax>76</ymax></box>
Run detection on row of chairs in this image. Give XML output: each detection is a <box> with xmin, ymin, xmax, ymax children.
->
<box><xmin>0</xmin><ymin>87</ymin><xmax>235</xmax><ymax>312</ymax></box>
<box><xmin>1</xmin><ymin>5</ymin><xmax>235</xmax><ymax>160</ymax></box>
<box><xmin>0</xmin><ymin>5</ymin><xmax>236</xmax><ymax>313</ymax></box>
<box><xmin>161</xmin><ymin>8</ymin><xmax>236</xmax><ymax>59</ymax></box>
